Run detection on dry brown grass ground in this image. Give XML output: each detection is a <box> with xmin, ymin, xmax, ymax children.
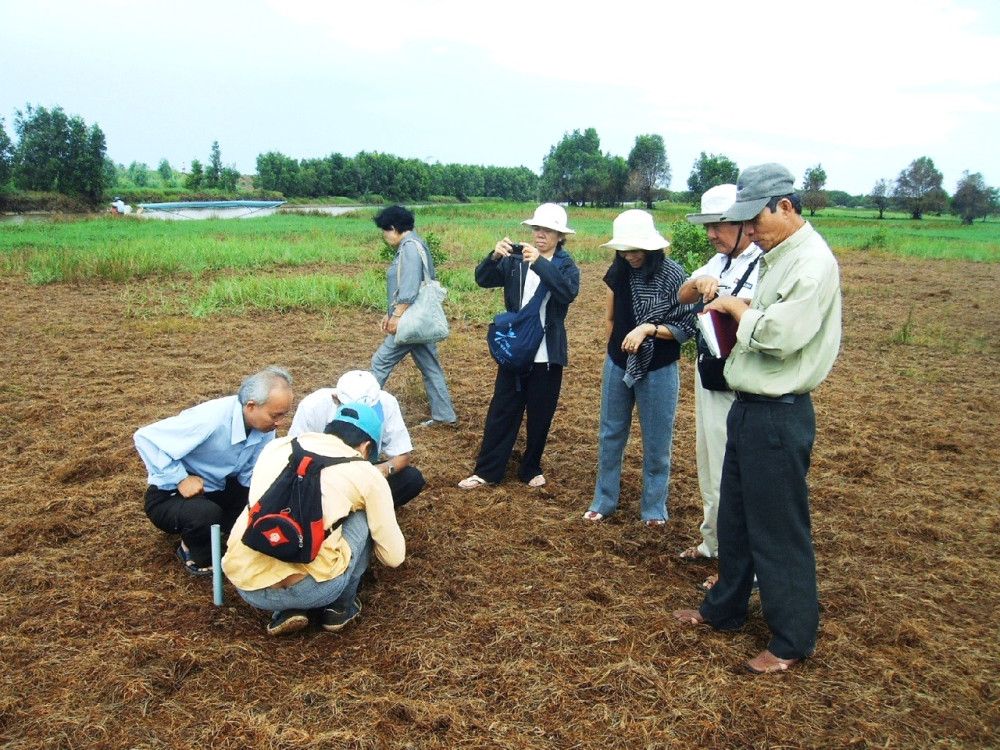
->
<box><xmin>1</xmin><ymin>251</ymin><xmax>998</xmax><ymax>749</ymax></box>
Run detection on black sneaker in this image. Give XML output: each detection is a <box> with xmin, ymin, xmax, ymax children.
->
<box><xmin>266</xmin><ymin>609</ymin><xmax>309</xmax><ymax>636</ymax></box>
<box><xmin>322</xmin><ymin>597</ymin><xmax>362</xmax><ymax>632</ymax></box>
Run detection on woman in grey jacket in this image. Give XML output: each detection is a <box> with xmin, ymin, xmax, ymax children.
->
<box><xmin>370</xmin><ymin>205</ymin><xmax>457</xmax><ymax>426</ymax></box>
<box><xmin>458</xmin><ymin>204</ymin><xmax>580</xmax><ymax>489</ymax></box>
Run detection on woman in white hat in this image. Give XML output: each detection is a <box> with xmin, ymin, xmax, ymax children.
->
<box><xmin>583</xmin><ymin>210</ymin><xmax>696</xmax><ymax>525</ymax></box>
<box><xmin>458</xmin><ymin>203</ymin><xmax>580</xmax><ymax>490</ymax></box>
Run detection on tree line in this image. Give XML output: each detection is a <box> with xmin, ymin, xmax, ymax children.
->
<box><xmin>1</xmin><ymin>103</ymin><xmax>996</xmax><ymax>223</ymax></box>
<box><xmin>254</xmin><ymin>151</ymin><xmax>539</xmax><ymax>202</ymax></box>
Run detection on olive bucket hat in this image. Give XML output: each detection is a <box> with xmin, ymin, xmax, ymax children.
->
<box><xmin>720</xmin><ymin>163</ymin><xmax>796</xmax><ymax>222</ymax></box>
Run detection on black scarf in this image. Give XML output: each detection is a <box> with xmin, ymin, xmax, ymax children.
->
<box><xmin>624</xmin><ymin>260</ymin><xmax>692</xmax><ymax>386</ymax></box>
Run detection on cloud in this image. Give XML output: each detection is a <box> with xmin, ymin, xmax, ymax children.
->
<box><xmin>271</xmin><ymin>0</ymin><xmax>999</xmax><ymax>154</ymax></box>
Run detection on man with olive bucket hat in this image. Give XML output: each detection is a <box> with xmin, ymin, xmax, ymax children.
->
<box><xmin>673</xmin><ymin>163</ymin><xmax>841</xmax><ymax>675</ymax></box>
<box><xmin>676</xmin><ymin>184</ymin><xmax>763</xmax><ymax>587</ymax></box>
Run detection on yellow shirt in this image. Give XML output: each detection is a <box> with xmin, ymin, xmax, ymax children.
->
<box><xmin>725</xmin><ymin>222</ymin><xmax>842</xmax><ymax>396</ymax></box>
<box><xmin>222</xmin><ymin>433</ymin><xmax>404</xmax><ymax>591</ymax></box>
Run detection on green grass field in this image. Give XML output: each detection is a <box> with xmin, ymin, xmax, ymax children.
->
<box><xmin>1</xmin><ymin>203</ymin><xmax>996</xmax><ymax>318</ymax></box>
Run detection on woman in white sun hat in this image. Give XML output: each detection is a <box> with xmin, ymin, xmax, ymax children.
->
<box><xmin>583</xmin><ymin>209</ymin><xmax>696</xmax><ymax>526</ymax></box>
<box><xmin>459</xmin><ymin>203</ymin><xmax>580</xmax><ymax>490</ymax></box>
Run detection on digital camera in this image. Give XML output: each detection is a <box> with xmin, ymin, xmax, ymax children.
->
<box><xmin>509</xmin><ymin>242</ymin><xmax>524</xmax><ymax>256</ymax></box>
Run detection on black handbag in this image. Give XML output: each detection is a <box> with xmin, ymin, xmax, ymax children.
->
<box><xmin>695</xmin><ymin>255</ymin><xmax>761</xmax><ymax>392</ymax></box>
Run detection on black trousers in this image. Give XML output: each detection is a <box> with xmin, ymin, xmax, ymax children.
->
<box><xmin>473</xmin><ymin>364</ymin><xmax>563</xmax><ymax>484</ymax></box>
<box><xmin>144</xmin><ymin>476</ymin><xmax>249</xmax><ymax>567</ymax></box>
<box><xmin>387</xmin><ymin>465</ymin><xmax>425</xmax><ymax>508</ymax></box>
<box><xmin>699</xmin><ymin>393</ymin><xmax>818</xmax><ymax>660</ymax></box>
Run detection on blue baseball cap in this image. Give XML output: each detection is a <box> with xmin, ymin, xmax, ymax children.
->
<box><xmin>333</xmin><ymin>402</ymin><xmax>383</xmax><ymax>460</ymax></box>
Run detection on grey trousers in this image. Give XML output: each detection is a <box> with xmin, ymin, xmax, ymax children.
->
<box><xmin>371</xmin><ymin>334</ymin><xmax>456</xmax><ymax>423</ymax></box>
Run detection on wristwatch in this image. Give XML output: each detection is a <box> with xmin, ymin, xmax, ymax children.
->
<box><xmin>387</xmin><ymin>462</ymin><xmax>395</xmax><ymax>476</ymax></box>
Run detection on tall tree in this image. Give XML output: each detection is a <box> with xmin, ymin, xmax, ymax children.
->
<box><xmin>185</xmin><ymin>159</ymin><xmax>204</xmax><ymax>190</ymax></box>
<box><xmin>801</xmin><ymin>163</ymin><xmax>828</xmax><ymax>216</ymax></box>
<box><xmin>255</xmin><ymin>151</ymin><xmax>299</xmax><ymax>195</ymax></box>
<box><xmin>157</xmin><ymin>158</ymin><xmax>174</xmax><ymax>186</ymax></box>
<box><xmin>601</xmin><ymin>155</ymin><xmax>630</xmax><ymax>207</ymax></box>
<box><xmin>206</xmin><ymin>141</ymin><xmax>223</xmax><ymax>189</ymax></box>
<box><xmin>219</xmin><ymin>166</ymin><xmax>240</xmax><ymax>193</ymax></box>
<box><xmin>987</xmin><ymin>187</ymin><xmax>1000</xmax><ymax>223</ymax></box>
<box><xmin>869</xmin><ymin>178</ymin><xmax>892</xmax><ymax>220</ymax></box>
<box><xmin>952</xmin><ymin>170</ymin><xmax>993</xmax><ymax>224</ymax></box>
<box><xmin>127</xmin><ymin>161</ymin><xmax>151</xmax><ymax>187</ymax></box>
<box><xmin>11</xmin><ymin>104</ymin><xmax>106</xmax><ymax>200</ymax></box>
<box><xmin>0</xmin><ymin>118</ymin><xmax>12</xmax><ymax>187</ymax></box>
<box><xmin>540</xmin><ymin>128</ymin><xmax>604</xmax><ymax>205</ymax></box>
<box><xmin>687</xmin><ymin>152</ymin><xmax>739</xmax><ymax>197</ymax></box>
<box><xmin>893</xmin><ymin>156</ymin><xmax>945</xmax><ymax>220</ymax></box>
<box><xmin>627</xmin><ymin>134</ymin><xmax>670</xmax><ymax>209</ymax></box>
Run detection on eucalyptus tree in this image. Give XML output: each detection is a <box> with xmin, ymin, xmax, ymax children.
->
<box><xmin>157</xmin><ymin>158</ymin><xmax>174</xmax><ymax>186</ymax></box>
<box><xmin>206</xmin><ymin>141</ymin><xmax>223</xmax><ymax>188</ymax></box>
<box><xmin>0</xmin><ymin>118</ymin><xmax>11</xmax><ymax>187</ymax></box>
<box><xmin>687</xmin><ymin>152</ymin><xmax>739</xmax><ymax>197</ymax></box>
<box><xmin>627</xmin><ymin>134</ymin><xmax>670</xmax><ymax>209</ymax></box>
<box><xmin>12</xmin><ymin>104</ymin><xmax>107</xmax><ymax>200</ymax></box>
<box><xmin>185</xmin><ymin>159</ymin><xmax>204</xmax><ymax>190</ymax></box>
<box><xmin>540</xmin><ymin>127</ymin><xmax>604</xmax><ymax>205</ymax></box>
<box><xmin>255</xmin><ymin>151</ymin><xmax>300</xmax><ymax>195</ymax></box>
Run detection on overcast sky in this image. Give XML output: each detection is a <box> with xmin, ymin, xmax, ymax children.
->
<box><xmin>3</xmin><ymin>0</ymin><xmax>998</xmax><ymax>195</ymax></box>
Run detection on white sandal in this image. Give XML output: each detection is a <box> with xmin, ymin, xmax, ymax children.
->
<box><xmin>458</xmin><ymin>474</ymin><xmax>489</xmax><ymax>489</ymax></box>
<box><xmin>582</xmin><ymin>511</ymin><xmax>605</xmax><ymax>522</ymax></box>
<box><xmin>527</xmin><ymin>474</ymin><xmax>546</xmax><ymax>488</ymax></box>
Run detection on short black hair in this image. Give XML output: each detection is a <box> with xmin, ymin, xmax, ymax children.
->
<box><xmin>373</xmin><ymin>205</ymin><xmax>415</xmax><ymax>232</ymax></box>
<box><xmin>323</xmin><ymin>420</ymin><xmax>371</xmax><ymax>451</ymax></box>
<box><xmin>766</xmin><ymin>194</ymin><xmax>803</xmax><ymax>215</ymax></box>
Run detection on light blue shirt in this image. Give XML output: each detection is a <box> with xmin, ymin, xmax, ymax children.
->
<box><xmin>133</xmin><ymin>395</ymin><xmax>274</xmax><ymax>492</ymax></box>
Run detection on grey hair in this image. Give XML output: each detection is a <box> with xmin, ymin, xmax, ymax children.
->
<box><xmin>238</xmin><ymin>366</ymin><xmax>293</xmax><ymax>405</ymax></box>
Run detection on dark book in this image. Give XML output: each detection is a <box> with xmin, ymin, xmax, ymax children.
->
<box><xmin>697</xmin><ymin>309</ymin><xmax>738</xmax><ymax>358</ymax></box>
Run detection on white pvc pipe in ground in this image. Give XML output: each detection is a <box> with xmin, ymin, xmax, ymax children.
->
<box><xmin>211</xmin><ymin>524</ymin><xmax>224</xmax><ymax>606</ymax></box>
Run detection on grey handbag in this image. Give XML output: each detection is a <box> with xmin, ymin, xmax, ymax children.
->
<box><xmin>393</xmin><ymin>241</ymin><xmax>449</xmax><ymax>345</ymax></box>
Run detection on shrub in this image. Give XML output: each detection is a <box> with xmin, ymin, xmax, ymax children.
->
<box><xmin>667</xmin><ymin>220</ymin><xmax>714</xmax><ymax>274</ymax></box>
<box><xmin>378</xmin><ymin>230</ymin><xmax>447</xmax><ymax>266</ymax></box>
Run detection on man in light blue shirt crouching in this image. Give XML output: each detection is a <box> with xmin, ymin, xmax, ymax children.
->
<box><xmin>134</xmin><ymin>366</ymin><xmax>293</xmax><ymax>576</ymax></box>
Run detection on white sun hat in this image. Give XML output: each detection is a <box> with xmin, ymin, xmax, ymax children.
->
<box><xmin>521</xmin><ymin>203</ymin><xmax>575</xmax><ymax>234</ymax></box>
<box><xmin>686</xmin><ymin>184</ymin><xmax>738</xmax><ymax>225</ymax></box>
<box><xmin>334</xmin><ymin>370</ymin><xmax>381</xmax><ymax>406</ymax></box>
<box><xmin>601</xmin><ymin>209</ymin><xmax>670</xmax><ymax>251</ymax></box>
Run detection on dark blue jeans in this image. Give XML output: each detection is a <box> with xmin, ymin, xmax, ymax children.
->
<box><xmin>700</xmin><ymin>393</ymin><xmax>818</xmax><ymax>660</ymax></box>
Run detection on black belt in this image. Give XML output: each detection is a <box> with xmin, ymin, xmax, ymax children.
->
<box><xmin>733</xmin><ymin>391</ymin><xmax>798</xmax><ymax>404</ymax></box>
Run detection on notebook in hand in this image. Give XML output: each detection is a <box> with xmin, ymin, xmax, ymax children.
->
<box><xmin>697</xmin><ymin>309</ymin><xmax>738</xmax><ymax>359</ymax></box>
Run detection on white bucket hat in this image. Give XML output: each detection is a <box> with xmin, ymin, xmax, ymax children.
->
<box><xmin>686</xmin><ymin>184</ymin><xmax>738</xmax><ymax>225</ymax></box>
<box><xmin>334</xmin><ymin>370</ymin><xmax>381</xmax><ymax>406</ymax></box>
<box><xmin>521</xmin><ymin>203</ymin><xmax>575</xmax><ymax>234</ymax></box>
<box><xmin>601</xmin><ymin>209</ymin><xmax>669</xmax><ymax>252</ymax></box>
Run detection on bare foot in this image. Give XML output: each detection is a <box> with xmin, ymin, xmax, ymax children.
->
<box><xmin>745</xmin><ymin>649</ymin><xmax>800</xmax><ymax>674</ymax></box>
<box><xmin>696</xmin><ymin>574</ymin><xmax>719</xmax><ymax>592</ymax></box>
<box><xmin>672</xmin><ymin>609</ymin><xmax>706</xmax><ymax>626</ymax></box>
<box><xmin>679</xmin><ymin>545</ymin><xmax>712</xmax><ymax>560</ymax></box>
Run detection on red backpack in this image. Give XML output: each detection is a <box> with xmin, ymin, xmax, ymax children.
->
<box><xmin>242</xmin><ymin>439</ymin><xmax>363</xmax><ymax>563</ymax></box>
